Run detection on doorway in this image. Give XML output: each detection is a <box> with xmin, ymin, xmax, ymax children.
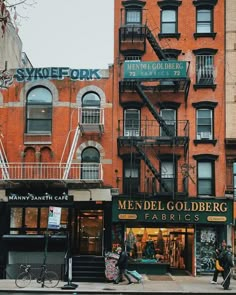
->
<box><xmin>74</xmin><ymin>210</ymin><xmax>104</xmax><ymax>255</ymax></box>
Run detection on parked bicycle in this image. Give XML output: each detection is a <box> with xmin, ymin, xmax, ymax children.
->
<box><xmin>15</xmin><ymin>264</ymin><xmax>59</xmax><ymax>288</ymax></box>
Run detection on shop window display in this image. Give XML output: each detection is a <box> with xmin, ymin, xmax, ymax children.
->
<box><xmin>10</xmin><ymin>207</ymin><xmax>68</xmax><ymax>235</ymax></box>
<box><xmin>112</xmin><ymin>227</ymin><xmax>191</xmax><ymax>269</ymax></box>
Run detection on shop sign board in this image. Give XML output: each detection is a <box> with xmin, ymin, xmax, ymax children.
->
<box><xmin>48</xmin><ymin>206</ymin><xmax>61</xmax><ymax>229</ymax></box>
<box><xmin>124</xmin><ymin>61</ymin><xmax>187</xmax><ymax>80</ymax></box>
<box><xmin>112</xmin><ymin>197</ymin><xmax>233</xmax><ymax>224</ymax></box>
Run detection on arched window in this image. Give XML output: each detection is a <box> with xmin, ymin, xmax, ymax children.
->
<box><xmin>82</xmin><ymin>92</ymin><xmax>101</xmax><ymax>124</ymax></box>
<box><xmin>26</xmin><ymin>87</ymin><xmax>52</xmax><ymax>133</ymax></box>
<box><xmin>81</xmin><ymin>147</ymin><xmax>100</xmax><ymax>180</ymax></box>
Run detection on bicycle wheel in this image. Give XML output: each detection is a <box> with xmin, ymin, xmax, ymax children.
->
<box><xmin>15</xmin><ymin>271</ymin><xmax>31</xmax><ymax>288</ymax></box>
<box><xmin>43</xmin><ymin>271</ymin><xmax>59</xmax><ymax>288</ymax></box>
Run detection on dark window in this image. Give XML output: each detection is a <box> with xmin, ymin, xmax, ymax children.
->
<box><xmin>160</xmin><ymin>109</ymin><xmax>176</xmax><ymax>137</ymax></box>
<box><xmin>197</xmin><ymin>161</ymin><xmax>214</xmax><ymax>195</ymax></box>
<box><xmin>123</xmin><ymin>158</ymin><xmax>140</xmax><ymax>195</ymax></box>
<box><xmin>26</xmin><ymin>87</ymin><xmax>52</xmax><ymax>133</ymax></box>
<box><xmin>161</xmin><ymin>160</ymin><xmax>175</xmax><ymax>192</ymax></box>
<box><xmin>82</xmin><ymin>92</ymin><xmax>101</xmax><ymax>124</ymax></box>
<box><xmin>81</xmin><ymin>147</ymin><xmax>100</xmax><ymax>180</ymax></box>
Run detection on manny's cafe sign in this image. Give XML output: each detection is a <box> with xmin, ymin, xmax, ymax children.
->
<box><xmin>112</xmin><ymin>197</ymin><xmax>233</xmax><ymax>224</ymax></box>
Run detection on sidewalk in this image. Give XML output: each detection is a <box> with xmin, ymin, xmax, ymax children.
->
<box><xmin>0</xmin><ymin>274</ymin><xmax>236</xmax><ymax>293</ymax></box>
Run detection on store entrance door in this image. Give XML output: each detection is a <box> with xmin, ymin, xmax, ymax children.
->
<box><xmin>75</xmin><ymin>210</ymin><xmax>104</xmax><ymax>255</ymax></box>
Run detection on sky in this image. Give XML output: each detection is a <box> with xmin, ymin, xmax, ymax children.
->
<box><xmin>17</xmin><ymin>0</ymin><xmax>114</xmax><ymax>69</ymax></box>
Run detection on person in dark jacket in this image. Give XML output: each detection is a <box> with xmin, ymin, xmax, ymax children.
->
<box><xmin>114</xmin><ymin>246</ymin><xmax>141</xmax><ymax>284</ymax></box>
<box><xmin>222</xmin><ymin>245</ymin><xmax>234</xmax><ymax>290</ymax></box>
<box><xmin>211</xmin><ymin>240</ymin><xmax>226</xmax><ymax>284</ymax></box>
<box><xmin>114</xmin><ymin>246</ymin><xmax>132</xmax><ymax>284</ymax></box>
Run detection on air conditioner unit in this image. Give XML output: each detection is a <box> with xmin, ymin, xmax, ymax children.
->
<box><xmin>197</xmin><ymin>132</ymin><xmax>211</xmax><ymax>140</ymax></box>
<box><xmin>111</xmin><ymin>188</ymin><xmax>119</xmax><ymax>196</ymax></box>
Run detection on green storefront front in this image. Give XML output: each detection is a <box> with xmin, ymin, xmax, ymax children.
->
<box><xmin>112</xmin><ymin>197</ymin><xmax>233</xmax><ymax>275</ymax></box>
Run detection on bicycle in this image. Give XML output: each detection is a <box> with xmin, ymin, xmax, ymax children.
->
<box><xmin>15</xmin><ymin>264</ymin><xmax>60</xmax><ymax>288</ymax></box>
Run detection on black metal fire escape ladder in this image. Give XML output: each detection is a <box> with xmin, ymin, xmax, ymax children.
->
<box><xmin>134</xmin><ymin>83</ymin><xmax>174</xmax><ymax>137</ymax></box>
<box><xmin>135</xmin><ymin>144</ymin><xmax>169</xmax><ymax>192</ymax></box>
<box><xmin>145</xmin><ymin>26</ymin><xmax>167</xmax><ymax>61</ymax></box>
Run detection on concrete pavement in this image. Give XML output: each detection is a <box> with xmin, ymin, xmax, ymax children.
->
<box><xmin>0</xmin><ymin>274</ymin><xmax>236</xmax><ymax>294</ymax></box>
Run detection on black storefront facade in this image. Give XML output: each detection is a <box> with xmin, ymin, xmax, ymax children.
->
<box><xmin>0</xmin><ymin>189</ymin><xmax>112</xmax><ymax>279</ymax></box>
<box><xmin>112</xmin><ymin>196</ymin><xmax>233</xmax><ymax>276</ymax></box>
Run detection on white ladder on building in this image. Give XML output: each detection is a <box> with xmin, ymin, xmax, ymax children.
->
<box><xmin>62</xmin><ymin>125</ymin><xmax>81</xmax><ymax>180</ymax></box>
<box><xmin>0</xmin><ymin>137</ymin><xmax>10</xmax><ymax>180</ymax></box>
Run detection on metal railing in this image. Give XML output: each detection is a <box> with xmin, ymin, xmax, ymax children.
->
<box><xmin>0</xmin><ymin>163</ymin><xmax>103</xmax><ymax>182</ymax></box>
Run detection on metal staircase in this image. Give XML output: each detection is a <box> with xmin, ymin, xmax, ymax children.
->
<box><xmin>134</xmin><ymin>83</ymin><xmax>174</xmax><ymax>137</ymax></box>
<box><xmin>135</xmin><ymin>144</ymin><xmax>169</xmax><ymax>192</ymax></box>
<box><xmin>0</xmin><ymin>138</ymin><xmax>9</xmax><ymax>180</ymax></box>
<box><xmin>145</xmin><ymin>26</ymin><xmax>167</xmax><ymax>61</ymax></box>
<box><xmin>62</xmin><ymin>125</ymin><xmax>81</xmax><ymax>180</ymax></box>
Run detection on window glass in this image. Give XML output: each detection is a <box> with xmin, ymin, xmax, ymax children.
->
<box><xmin>198</xmin><ymin>162</ymin><xmax>213</xmax><ymax>195</ymax></box>
<box><xmin>197</xmin><ymin>9</ymin><xmax>211</xmax><ymax>33</ymax></box>
<box><xmin>161</xmin><ymin>161</ymin><xmax>175</xmax><ymax>192</ymax></box>
<box><xmin>126</xmin><ymin>10</ymin><xmax>141</xmax><ymax>24</ymax></box>
<box><xmin>162</xmin><ymin>10</ymin><xmax>176</xmax><ymax>33</ymax></box>
<box><xmin>160</xmin><ymin>109</ymin><xmax>176</xmax><ymax>136</ymax></box>
<box><xmin>124</xmin><ymin>109</ymin><xmax>140</xmax><ymax>136</ymax></box>
<box><xmin>26</xmin><ymin>87</ymin><xmax>52</xmax><ymax>133</ymax></box>
<box><xmin>81</xmin><ymin>148</ymin><xmax>100</xmax><ymax>180</ymax></box>
<box><xmin>10</xmin><ymin>208</ymin><xmax>22</xmax><ymax>228</ymax></box>
<box><xmin>82</xmin><ymin>92</ymin><xmax>100</xmax><ymax>124</ymax></box>
<box><xmin>123</xmin><ymin>159</ymin><xmax>140</xmax><ymax>194</ymax></box>
<box><xmin>197</xmin><ymin>109</ymin><xmax>212</xmax><ymax>139</ymax></box>
<box><xmin>82</xmin><ymin>92</ymin><xmax>100</xmax><ymax>107</ymax></box>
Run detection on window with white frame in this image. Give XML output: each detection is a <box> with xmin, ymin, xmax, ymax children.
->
<box><xmin>26</xmin><ymin>87</ymin><xmax>52</xmax><ymax>133</ymax></box>
<box><xmin>161</xmin><ymin>9</ymin><xmax>177</xmax><ymax>34</ymax></box>
<box><xmin>196</xmin><ymin>9</ymin><xmax>212</xmax><ymax>33</ymax></box>
<box><xmin>160</xmin><ymin>109</ymin><xmax>176</xmax><ymax>137</ymax></box>
<box><xmin>124</xmin><ymin>109</ymin><xmax>140</xmax><ymax>136</ymax></box>
<box><xmin>197</xmin><ymin>161</ymin><xmax>214</xmax><ymax>195</ymax></box>
<box><xmin>196</xmin><ymin>109</ymin><xmax>213</xmax><ymax>140</ymax></box>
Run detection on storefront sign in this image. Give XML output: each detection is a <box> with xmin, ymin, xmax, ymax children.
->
<box><xmin>112</xmin><ymin>197</ymin><xmax>233</xmax><ymax>224</ymax></box>
<box><xmin>8</xmin><ymin>193</ymin><xmax>73</xmax><ymax>203</ymax></box>
<box><xmin>124</xmin><ymin>61</ymin><xmax>187</xmax><ymax>80</ymax></box>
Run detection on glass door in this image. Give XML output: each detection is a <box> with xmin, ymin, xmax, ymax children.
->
<box><xmin>76</xmin><ymin>210</ymin><xmax>103</xmax><ymax>255</ymax></box>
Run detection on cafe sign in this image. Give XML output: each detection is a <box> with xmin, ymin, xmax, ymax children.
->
<box><xmin>112</xmin><ymin>197</ymin><xmax>233</xmax><ymax>224</ymax></box>
<box><xmin>124</xmin><ymin>61</ymin><xmax>187</xmax><ymax>80</ymax></box>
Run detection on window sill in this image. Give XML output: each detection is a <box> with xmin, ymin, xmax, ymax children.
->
<box><xmin>194</xmin><ymin>139</ymin><xmax>217</xmax><ymax>146</ymax></box>
<box><xmin>158</xmin><ymin>33</ymin><xmax>181</xmax><ymax>40</ymax></box>
<box><xmin>24</xmin><ymin>133</ymin><xmax>52</xmax><ymax>145</ymax></box>
<box><xmin>193</xmin><ymin>84</ymin><xmax>216</xmax><ymax>91</ymax></box>
<box><xmin>193</xmin><ymin>32</ymin><xmax>216</xmax><ymax>40</ymax></box>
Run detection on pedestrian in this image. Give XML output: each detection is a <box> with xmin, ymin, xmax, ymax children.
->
<box><xmin>113</xmin><ymin>246</ymin><xmax>141</xmax><ymax>285</ymax></box>
<box><xmin>221</xmin><ymin>245</ymin><xmax>234</xmax><ymax>290</ymax></box>
<box><xmin>211</xmin><ymin>240</ymin><xmax>226</xmax><ymax>284</ymax></box>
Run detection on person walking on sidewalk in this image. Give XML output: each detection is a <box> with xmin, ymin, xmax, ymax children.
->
<box><xmin>222</xmin><ymin>245</ymin><xmax>234</xmax><ymax>290</ymax></box>
<box><xmin>211</xmin><ymin>240</ymin><xmax>226</xmax><ymax>284</ymax></box>
<box><xmin>114</xmin><ymin>246</ymin><xmax>140</xmax><ymax>285</ymax></box>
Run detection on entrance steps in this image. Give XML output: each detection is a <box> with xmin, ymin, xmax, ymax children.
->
<box><xmin>72</xmin><ymin>255</ymin><xmax>106</xmax><ymax>282</ymax></box>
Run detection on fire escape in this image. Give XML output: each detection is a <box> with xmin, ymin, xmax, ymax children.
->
<box><xmin>118</xmin><ymin>6</ymin><xmax>191</xmax><ymax>198</ymax></box>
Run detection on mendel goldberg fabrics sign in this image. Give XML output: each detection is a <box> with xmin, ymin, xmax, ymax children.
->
<box><xmin>112</xmin><ymin>198</ymin><xmax>233</xmax><ymax>224</ymax></box>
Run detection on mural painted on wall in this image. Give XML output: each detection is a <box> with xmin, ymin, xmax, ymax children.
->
<box><xmin>0</xmin><ymin>67</ymin><xmax>104</xmax><ymax>89</ymax></box>
<box><xmin>196</xmin><ymin>228</ymin><xmax>216</xmax><ymax>274</ymax></box>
